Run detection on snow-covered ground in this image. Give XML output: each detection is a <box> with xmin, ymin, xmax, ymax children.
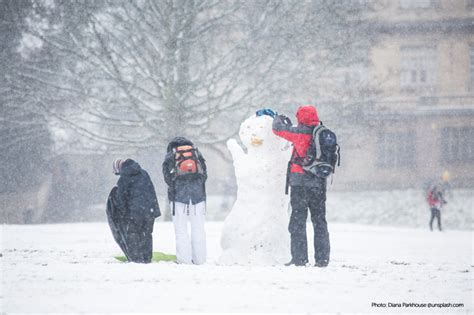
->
<box><xmin>1</xmin><ymin>221</ymin><xmax>471</xmax><ymax>313</ymax></box>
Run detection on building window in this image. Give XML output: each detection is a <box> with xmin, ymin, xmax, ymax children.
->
<box><xmin>441</xmin><ymin>127</ymin><xmax>474</xmax><ymax>163</ymax></box>
<box><xmin>376</xmin><ymin>131</ymin><xmax>416</xmax><ymax>168</ymax></box>
<box><xmin>470</xmin><ymin>44</ymin><xmax>474</xmax><ymax>90</ymax></box>
<box><xmin>400</xmin><ymin>0</ymin><xmax>438</xmax><ymax>9</ymax></box>
<box><xmin>400</xmin><ymin>45</ymin><xmax>437</xmax><ymax>92</ymax></box>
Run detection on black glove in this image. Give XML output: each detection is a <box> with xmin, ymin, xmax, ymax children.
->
<box><xmin>279</xmin><ymin>114</ymin><xmax>292</xmax><ymax>125</ymax></box>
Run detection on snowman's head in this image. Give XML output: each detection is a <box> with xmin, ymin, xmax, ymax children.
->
<box><xmin>238</xmin><ymin>115</ymin><xmax>289</xmax><ymax>154</ymax></box>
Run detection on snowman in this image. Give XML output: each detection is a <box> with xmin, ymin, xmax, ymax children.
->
<box><xmin>219</xmin><ymin>114</ymin><xmax>291</xmax><ymax>265</ymax></box>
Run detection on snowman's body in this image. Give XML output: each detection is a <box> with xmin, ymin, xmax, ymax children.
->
<box><xmin>219</xmin><ymin>115</ymin><xmax>291</xmax><ymax>265</ymax></box>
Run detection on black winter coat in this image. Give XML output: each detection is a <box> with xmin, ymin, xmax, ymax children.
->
<box><xmin>162</xmin><ymin>137</ymin><xmax>207</xmax><ymax>204</ymax></box>
<box><xmin>116</xmin><ymin>159</ymin><xmax>161</xmax><ymax>219</ymax></box>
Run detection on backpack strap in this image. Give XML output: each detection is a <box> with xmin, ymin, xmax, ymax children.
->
<box><xmin>312</xmin><ymin>124</ymin><xmax>327</xmax><ymax>160</ymax></box>
<box><xmin>290</xmin><ymin>144</ymin><xmax>304</xmax><ymax>165</ymax></box>
<box><xmin>285</xmin><ymin>149</ymin><xmax>295</xmax><ymax>195</ymax></box>
<box><xmin>172</xmin><ymin>180</ymin><xmax>176</xmax><ymax>216</ymax></box>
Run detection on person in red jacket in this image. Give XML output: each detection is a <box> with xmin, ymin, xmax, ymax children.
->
<box><xmin>272</xmin><ymin>105</ymin><xmax>330</xmax><ymax>267</ymax></box>
<box><xmin>427</xmin><ymin>185</ymin><xmax>446</xmax><ymax>231</ymax></box>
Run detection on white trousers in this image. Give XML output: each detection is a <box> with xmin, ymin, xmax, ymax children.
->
<box><xmin>171</xmin><ymin>201</ymin><xmax>207</xmax><ymax>265</ymax></box>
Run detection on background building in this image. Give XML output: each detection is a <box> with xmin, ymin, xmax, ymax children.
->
<box><xmin>333</xmin><ymin>0</ymin><xmax>474</xmax><ymax>190</ymax></box>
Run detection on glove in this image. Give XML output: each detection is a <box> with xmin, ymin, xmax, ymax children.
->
<box><xmin>279</xmin><ymin>114</ymin><xmax>292</xmax><ymax>125</ymax></box>
<box><xmin>256</xmin><ymin>108</ymin><xmax>276</xmax><ymax>118</ymax></box>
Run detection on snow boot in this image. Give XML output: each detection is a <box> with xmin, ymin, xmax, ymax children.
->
<box><xmin>314</xmin><ymin>260</ymin><xmax>329</xmax><ymax>267</ymax></box>
<box><xmin>285</xmin><ymin>259</ymin><xmax>308</xmax><ymax>266</ymax></box>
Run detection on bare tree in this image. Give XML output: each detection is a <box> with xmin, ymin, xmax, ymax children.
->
<box><xmin>16</xmin><ymin>0</ymin><xmax>370</xmax><ymax>153</ymax></box>
<box><xmin>0</xmin><ymin>0</ymin><xmax>53</xmax><ymax>192</ymax></box>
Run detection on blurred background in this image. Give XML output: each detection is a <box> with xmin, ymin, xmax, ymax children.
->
<box><xmin>1</xmin><ymin>0</ymin><xmax>473</xmax><ymax>229</ymax></box>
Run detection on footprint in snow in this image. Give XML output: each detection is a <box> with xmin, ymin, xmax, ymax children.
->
<box><xmin>341</xmin><ymin>264</ymin><xmax>359</xmax><ymax>270</ymax></box>
<box><xmin>390</xmin><ymin>261</ymin><xmax>410</xmax><ymax>266</ymax></box>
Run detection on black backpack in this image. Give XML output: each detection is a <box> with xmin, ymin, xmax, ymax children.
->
<box><xmin>301</xmin><ymin>123</ymin><xmax>340</xmax><ymax>178</ymax></box>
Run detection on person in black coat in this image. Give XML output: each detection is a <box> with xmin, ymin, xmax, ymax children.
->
<box><xmin>112</xmin><ymin>158</ymin><xmax>161</xmax><ymax>263</ymax></box>
<box><xmin>162</xmin><ymin>137</ymin><xmax>207</xmax><ymax>264</ymax></box>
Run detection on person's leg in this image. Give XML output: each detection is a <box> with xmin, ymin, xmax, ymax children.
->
<box><xmin>127</xmin><ymin>218</ymin><xmax>152</xmax><ymax>263</ymax></box>
<box><xmin>429</xmin><ymin>208</ymin><xmax>435</xmax><ymax>231</ymax></box>
<box><xmin>308</xmin><ymin>187</ymin><xmax>330</xmax><ymax>267</ymax></box>
<box><xmin>142</xmin><ymin>218</ymin><xmax>154</xmax><ymax>263</ymax></box>
<box><xmin>436</xmin><ymin>209</ymin><xmax>442</xmax><ymax>231</ymax></box>
<box><xmin>288</xmin><ymin>186</ymin><xmax>309</xmax><ymax>265</ymax></box>
<box><xmin>172</xmin><ymin>202</ymin><xmax>192</xmax><ymax>264</ymax></box>
<box><xmin>124</xmin><ymin>218</ymin><xmax>142</xmax><ymax>263</ymax></box>
<box><xmin>189</xmin><ymin>201</ymin><xmax>207</xmax><ymax>265</ymax></box>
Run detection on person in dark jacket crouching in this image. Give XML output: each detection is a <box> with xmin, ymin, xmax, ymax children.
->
<box><xmin>162</xmin><ymin>137</ymin><xmax>207</xmax><ymax>265</ymax></box>
<box><xmin>272</xmin><ymin>105</ymin><xmax>330</xmax><ymax>267</ymax></box>
<box><xmin>112</xmin><ymin>158</ymin><xmax>161</xmax><ymax>263</ymax></box>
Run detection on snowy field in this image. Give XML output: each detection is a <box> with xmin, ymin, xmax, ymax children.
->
<box><xmin>1</xmin><ymin>221</ymin><xmax>472</xmax><ymax>314</ymax></box>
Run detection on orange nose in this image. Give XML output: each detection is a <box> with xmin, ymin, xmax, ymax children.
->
<box><xmin>250</xmin><ymin>137</ymin><xmax>264</xmax><ymax>146</ymax></box>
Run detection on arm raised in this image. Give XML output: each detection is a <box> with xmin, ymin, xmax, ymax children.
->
<box><xmin>227</xmin><ymin>138</ymin><xmax>246</xmax><ymax>163</ymax></box>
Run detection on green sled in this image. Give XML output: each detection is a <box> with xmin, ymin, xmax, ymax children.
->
<box><xmin>114</xmin><ymin>251</ymin><xmax>177</xmax><ymax>263</ymax></box>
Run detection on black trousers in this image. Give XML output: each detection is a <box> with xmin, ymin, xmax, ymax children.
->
<box><xmin>124</xmin><ymin>217</ymin><xmax>155</xmax><ymax>263</ymax></box>
<box><xmin>429</xmin><ymin>207</ymin><xmax>442</xmax><ymax>231</ymax></box>
<box><xmin>289</xmin><ymin>186</ymin><xmax>330</xmax><ymax>265</ymax></box>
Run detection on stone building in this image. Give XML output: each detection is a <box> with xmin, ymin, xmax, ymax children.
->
<box><xmin>333</xmin><ymin>0</ymin><xmax>474</xmax><ymax>190</ymax></box>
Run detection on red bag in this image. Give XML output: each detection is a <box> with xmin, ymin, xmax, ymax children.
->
<box><xmin>174</xmin><ymin>145</ymin><xmax>204</xmax><ymax>177</ymax></box>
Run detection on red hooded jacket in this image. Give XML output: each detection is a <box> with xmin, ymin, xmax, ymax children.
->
<box><xmin>272</xmin><ymin>106</ymin><xmax>320</xmax><ymax>175</ymax></box>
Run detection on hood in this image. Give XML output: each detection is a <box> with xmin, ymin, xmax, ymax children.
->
<box><xmin>296</xmin><ymin>105</ymin><xmax>319</xmax><ymax>126</ymax></box>
<box><xmin>120</xmin><ymin>159</ymin><xmax>142</xmax><ymax>176</ymax></box>
<box><xmin>167</xmin><ymin>136</ymin><xmax>194</xmax><ymax>152</ymax></box>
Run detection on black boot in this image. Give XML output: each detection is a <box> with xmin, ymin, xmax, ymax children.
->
<box><xmin>315</xmin><ymin>259</ymin><xmax>329</xmax><ymax>267</ymax></box>
<box><xmin>285</xmin><ymin>259</ymin><xmax>307</xmax><ymax>266</ymax></box>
